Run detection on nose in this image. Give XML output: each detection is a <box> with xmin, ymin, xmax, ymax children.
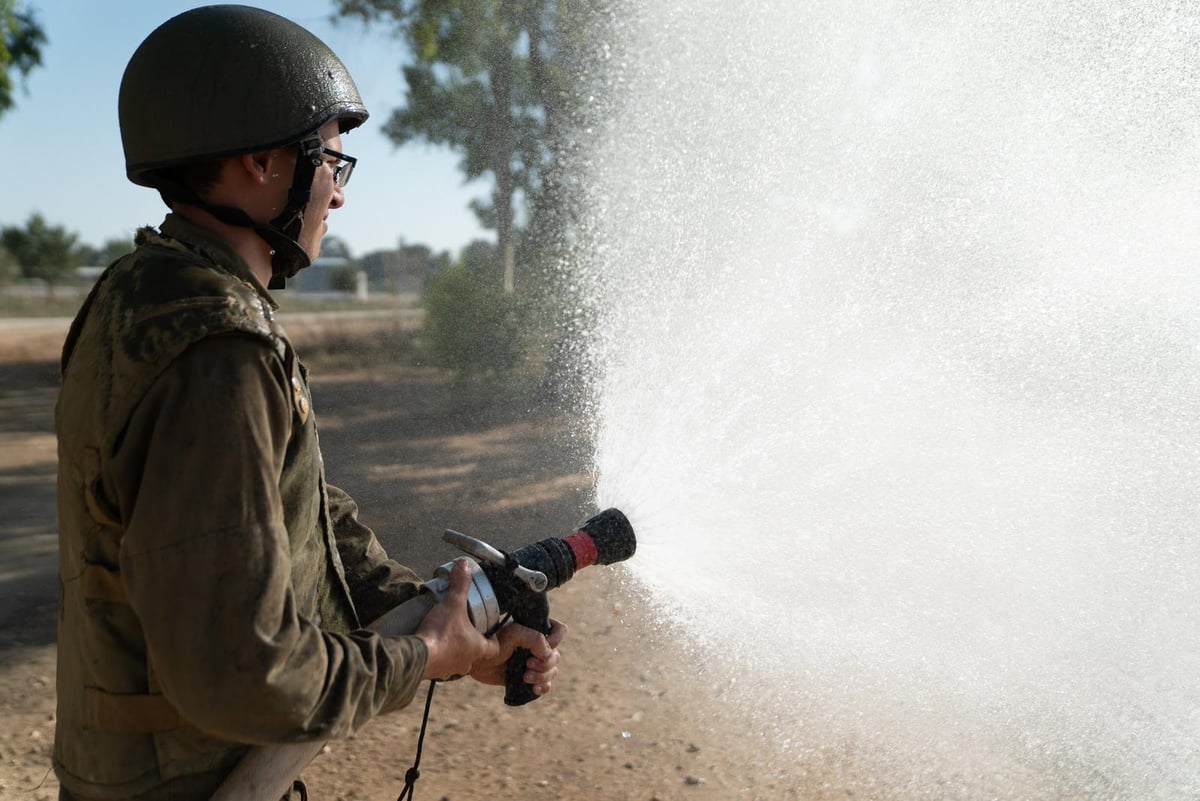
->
<box><xmin>329</xmin><ymin>181</ymin><xmax>346</xmax><ymax>210</ymax></box>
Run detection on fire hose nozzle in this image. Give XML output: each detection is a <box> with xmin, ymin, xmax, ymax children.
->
<box><xmin>431</xmin><ymin>509</ymin><xmax>637</xmax><ymax>705</ymax></box>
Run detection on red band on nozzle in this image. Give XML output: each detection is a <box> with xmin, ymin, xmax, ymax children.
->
<box><xmin>564</xmin><ymin>531</ymin><xmax>599</xmax><ymax>570</ymax></box>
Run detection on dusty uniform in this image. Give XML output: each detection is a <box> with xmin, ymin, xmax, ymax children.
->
<box><xmin>54</xmin><ymin>214</ymin><xmax>428</xmax><ymax>800</ymax></box>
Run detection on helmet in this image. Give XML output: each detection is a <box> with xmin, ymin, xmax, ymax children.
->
<box><xmin>120</xmin><ymin>4</ymin><xmax>368</xmax><ymax>183</ymax></box>
<box><xmin>118</xmin><ymin>5</ymin><xmax>369</xmax><ymax>284</ymax></box>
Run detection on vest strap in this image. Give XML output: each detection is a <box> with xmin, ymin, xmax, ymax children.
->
<box><xmin>83</xmin><ymin>687</ymin><xmax>183</xmax><ymax>733</ymax></box>
<box><xmin>82</xmin><ymin>447</ymin><xmax>125</xmax><ymax>532</ymax></box>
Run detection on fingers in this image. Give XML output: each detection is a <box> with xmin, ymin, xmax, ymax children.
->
<box><xmin>514</xmin><ymin>620</ymin><xmax>566</xmax><ymax>695</ymax></box>
<box><xmin>498</xmin><ymin>622</ymin><xmax>552</xmax><ymax>660</ymax></box>
<box><xmin>463</xmin><ymin>618</ymin><xmax>568</xmax><ymax>694</ymax></box>
<box><xmin>524</xmin><ymin>648</ymin><xmax>559</xmax><ymax>695</ymax></box>
<box><xmin>523</xmin><ymin>654</ymin><xmax>558</xmax><ymax>695</ymax></box>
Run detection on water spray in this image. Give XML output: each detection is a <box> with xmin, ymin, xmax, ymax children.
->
<box><xmin>212</xmin><ymin>508</ymin><xmax>636</xmax><ymax>800</ymax></box>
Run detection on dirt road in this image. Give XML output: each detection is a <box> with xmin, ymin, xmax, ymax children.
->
<box><xmin>0</xmin><ymin>324</ymin><xmax>806</xmax><ymax>801</ymax></box>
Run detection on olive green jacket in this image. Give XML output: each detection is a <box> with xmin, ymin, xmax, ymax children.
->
<box><xmin>54</xmin><ymin>214</ymin><xmax>428</xmax><ymax>800</ymax></box>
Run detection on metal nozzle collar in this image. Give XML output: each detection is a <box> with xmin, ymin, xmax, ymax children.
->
<box><xmin>426</xmin><ymin>557</ymin><xmax>501</xmax><ymax>634</ymax></box>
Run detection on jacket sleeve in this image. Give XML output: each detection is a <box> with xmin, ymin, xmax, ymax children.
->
<box><xmin>113</xmin><ymin>334</ymin><xmax>427</xmax><ymax>745</ymax></box>
<box><xmin>326</xmin><ymin>484</ymin><xmax>425</xmax><ymax>625</ymax></box>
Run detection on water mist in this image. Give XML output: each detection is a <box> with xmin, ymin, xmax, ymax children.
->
<box><xmin>576</xmin><ymin>3</ymin><xmax>1200</xmax><ymax>798</ymax></box>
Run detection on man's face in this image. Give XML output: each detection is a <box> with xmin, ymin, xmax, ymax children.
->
<box><xmin>298</xmin><ymin>119</ymin><xmax>346</xmax><ymax>261</ymax></box>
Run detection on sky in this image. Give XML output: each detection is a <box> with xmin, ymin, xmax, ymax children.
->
<box><xmin>0</xmin><ymin>0</ymin><xmax>491</xmax><ymax>257</ymax></box>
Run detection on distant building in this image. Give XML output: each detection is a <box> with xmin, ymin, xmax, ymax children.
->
<box><xmin>360</xmin><ymin>245</ymin><xmax>431</xmax><ymax>296</ymax></box>
<box><xmin>288</xmin><ymin>254</ymin><xmax>354</xmax><ymax>293</ymax></box>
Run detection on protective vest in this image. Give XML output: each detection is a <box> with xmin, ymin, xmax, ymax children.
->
<box><xmin>53</xmin><ymin>218</ymin><xmax>360</xmax><ymax>799</ymax></box>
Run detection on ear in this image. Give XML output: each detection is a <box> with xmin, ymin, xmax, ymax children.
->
<box><xmin>236</xmin><ymin>150</ymin><xmax>280</xmax><ymax>185</ymax></box>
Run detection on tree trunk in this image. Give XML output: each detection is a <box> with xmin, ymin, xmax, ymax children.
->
<box><xmin>490</xmin><ymin>32</ymin><xmax>518</xmax><ymax>294</ymax></box>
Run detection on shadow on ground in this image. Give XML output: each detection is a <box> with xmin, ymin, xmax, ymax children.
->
<box><xmin>308</xmin><ymin>356</ymin><xmax>596</xmax><ymax>573</ymax></box>
<box><xmin>0</xmin><ymin>351</ymin><xmax>595</xmax><ymax>657</ymax></box>
<box><xmin>0</xmin><ymin>362</ymin><xmax>60</xmax><ymax>655</ymax></box>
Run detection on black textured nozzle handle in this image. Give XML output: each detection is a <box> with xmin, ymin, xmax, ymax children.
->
<box><xmin>502</xmin><ymin>508</ymin><xmax>636</xmax><ymax>706</ymax></box>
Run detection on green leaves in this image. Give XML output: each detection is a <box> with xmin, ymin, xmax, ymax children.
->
<box><xmin>421</xmin><ymin>253</ymin><xmax>523</xmax><ymax>373</ymax></box>
<box><xmin>0</xmin><ymin>213</ymin><xmax>81</xmax><ymax>298</ymax></box>
<box><xmin>335</xmin><ymin>0</ymin><xmax>595</xmax><ymax>292</ymax></box>
<box><xmin>0</xmin><ymin>1</ymin><xmax>45</xmax><ymax>117</ymax></box>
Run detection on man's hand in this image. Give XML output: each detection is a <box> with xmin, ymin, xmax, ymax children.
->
<box><xmin>413</xmin><ymin>558</ymin><xmax>568</xmax><ymax>696</ymax></box>
<box><xmin>468</xmin><ymin>617</ymin><xmax>567</xmax><ymax>697</ymax></box>
<box><xmin>414</xmin><ymin>559</ymin><xmax>501</xmax><ymax>680</ymax></box>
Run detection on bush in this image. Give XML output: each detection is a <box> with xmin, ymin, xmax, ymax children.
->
<box><xmin>328</xmin><ymin>264</ymin><xmax>360</xmax><ymax>293</ymax></box>
<box><xmin>0</xmin><ymin>245</ymin><xmax>15</xmax><ymax>286</ymax></box>
<box><xmin>422</xmin><ymin>261</ymin><xmax>522</xmax><ymax>374</ymax></box>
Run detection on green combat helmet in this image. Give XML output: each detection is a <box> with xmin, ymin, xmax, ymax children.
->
<box><xmin>118</xmin><ymin>4</ymin><xmax>369</xmax><ymax>287</ymax></box>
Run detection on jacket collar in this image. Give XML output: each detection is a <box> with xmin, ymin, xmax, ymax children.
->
<box><xmin>156</xmin><ymin>213</ymin><xmax>279</xmax><ymax>310</ymax></box>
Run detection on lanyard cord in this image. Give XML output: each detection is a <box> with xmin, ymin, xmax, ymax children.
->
<box><xmin>395</xmin><ymin>679</ymin><xmax>439</xmax><ymax>801</ymax></box>
<box><xmin>394</xmin><ymin>613</ymin><xmax>512</xmax><ymax>800</ymax></box>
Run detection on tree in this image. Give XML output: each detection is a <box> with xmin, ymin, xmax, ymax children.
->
<box><xmin>460</xmin><ymin>238</ymin><xmax>498</xmax><ymax>278</ymax></box>
<box><xmin>421</xmin><ymin>255</ymin><xmax>521</xmax><ymax>374</ymax></box>
<box><xmin>96</xmin><ymin>236</ymin><xmax>135</xmax><ymax>266</ymax></box>
<box><xmin>0</xmin><ymin>242</ymin><xmax>15</xmax><ymax>286</ymax></box>
<box><xmin>1</xmin><ymin>213</ymin><xmax>80</xmax><ymax>299</ymax></box>
<box><xmin>1</xmin><ymin>2</ymin><xmax>46</xmax><ymax>118</ymax></box>
<box><xmin>333</xmin><ymin>0</ymin><xmax>608</xmax><ymax>294</ymax></box>
<box><xmin>75</xmin><ymin>236</ymin><xmax>134</xmax><ymax>267</ymax></box>
<box><xmin>319</xmin><ymin>235</ymin><xmax>353</xmax><ymax>260</ymax></box>
<box><xmin>328</xmin><ymin>263</ymin><xmax>361</xmax><ymax>293</ymax></box>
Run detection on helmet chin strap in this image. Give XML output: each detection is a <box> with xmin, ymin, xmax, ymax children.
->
<box><xmin>156</xmin><ymin>136</ymin><xmax>323</xmax><ymax>290</ymax></box>
<box><xmin>265</xmin><ymin>136</ymin><xmax>322</xmax><ymax>288</ymax></box>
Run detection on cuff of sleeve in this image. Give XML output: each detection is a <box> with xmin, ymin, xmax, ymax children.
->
<box><xmin>381</xmin><ymin>635</ymin><xmax>429</xmax><ymax>714</ymax></box>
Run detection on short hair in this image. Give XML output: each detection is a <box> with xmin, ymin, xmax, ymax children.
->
<box><xmin>151</xmin><ymin>159</ymin><xmax>225</xmax><ymax>203</ymax></box>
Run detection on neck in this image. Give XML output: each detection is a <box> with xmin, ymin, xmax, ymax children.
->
<box><xmin>171</xmin><ymin>203</ymin><xmax>275</xmax><ymax>287</ymax></box>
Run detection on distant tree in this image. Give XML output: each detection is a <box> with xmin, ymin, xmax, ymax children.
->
<box><xmin>96</xmin><ymin>236</ymin><xmax>135</xmax><ymax>265</ymax></box>
<box><xmin>333</xmin><ymin>0</ymin><xmax>610</xmax><ymax>295</ymax></box>
<box><xmin>460</xmin><ymin>239</ymin><xmax>499</xmax><ymax>279</ymax></box>
<box><xmin>74</xmin><ymin>242</ymin><xmax>99</xmax><ymax>266</ymax></box>
<box><xmin>422</xmin><ymin>256</ymin><xmax>521</xmax><ymax>374</ymax></box>
<box><xmin>1</xmin><ymin>213</ymin><xmax>81</xmax><ymax>300</ymax></box>
<box><xmin>75</xmin><ymin>236</ymin><xmax>134</xmax><ymax>267</ymax></box>
<box><xmin>0</xmin><ymin>2</ymin><xmax>46</xmax><ymax>118</ymax></box>
<box><xmin>328</xmin><ymin>264</ymin><xmax>361</xmax><ymax>293</ymax></box>
<box><xmin>319</xmin><ymin>235</ymin><xmax>353</xmax><ymax>260</ymax></box>
<box><xmin>428</xmin><ymin>249</ymin><xmax>452</xmax><ymax>276</ymax></box>
<box><xmin>0</xmin><ymin>242</ymin><xmax>15</xmax><ymax>285</ymax></box>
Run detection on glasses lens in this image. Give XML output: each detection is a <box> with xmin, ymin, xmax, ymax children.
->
<box><xmin>335</xmin><ymin>160</ymin><xmax>354</xmax><ymax>188</ymax></box>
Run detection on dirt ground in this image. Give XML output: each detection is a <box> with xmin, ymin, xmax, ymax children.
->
<box><xmin>0</xmin><ymin>318</ymin><xmax>813</xmax><ymax>801</ymax></box>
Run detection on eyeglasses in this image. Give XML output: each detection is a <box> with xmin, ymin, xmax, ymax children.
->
<box><xmin>320</xmin><ymin>146</ymin><xmax>356</xmax><ymax>188</ymax></box>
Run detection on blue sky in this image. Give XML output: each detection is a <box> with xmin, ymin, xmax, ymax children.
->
<box><xmin>0</xmin><ymin>0</ymin><xmax>491</xmax><ymax>257</ymax></box>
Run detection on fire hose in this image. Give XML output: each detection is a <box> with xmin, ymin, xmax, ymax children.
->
<box><xmin>210</xmin><ymin>508</ymin><xmax>636</xmax><ymax>801</ymax></box>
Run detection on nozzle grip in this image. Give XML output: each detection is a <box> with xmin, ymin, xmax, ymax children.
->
<box><xmin>503</xmin><ymin>593</ymin><xmax>551</xmax><ymax>706</ymax></box>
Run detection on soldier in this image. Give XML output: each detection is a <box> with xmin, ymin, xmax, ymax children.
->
<box><xmin>52</xmin><ymin>6</ymin><xmax>565</xmax><ymax>800</ymax></box>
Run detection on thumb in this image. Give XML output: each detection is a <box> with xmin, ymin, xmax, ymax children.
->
<box><xmin>444</xmin><ymin>558</ymin><xmax>473</xmax><ymax>609</ymax></box>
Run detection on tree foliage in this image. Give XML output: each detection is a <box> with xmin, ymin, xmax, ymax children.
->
<box><xmin>333</xmin><ymin>0</ymin><xmax>609</xmax><ymax>294</ymax></box>
<box><xmin>328</xmin><ymin>264</ymin><xmax>361</xmax><ymax>293</ymax></box>
<box><xmin>421</xmin><ymin>253</ymin><xmax>521</xmax><ymax>374</ymax></box>
<box><xmin>1</xmin><ymin>213</ymin><xmax>80</xmax><ymax>298</ymax></box>
<box><xmin>0</xmin><ymin>1</ymin><xmax>46</xmax><ymax>117</ymax></box>
<box><xmin>319</xmin><ymin>235</ymin><xmax>354</xmax><ymax>259</ymax></box>
<box><xmin>96</xmin><ymin>236</ymin><xmax>135</xmax><ymax>266</ymax></box>
<box><xmin>0</xmin><ymin>242</ymin><xmax>15</xmax><ymax>286</ymax></box>
<box><xmin>76</xmin><ymin>235</ymin><xmax>135</xmax><ymax>267</ymax></box>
